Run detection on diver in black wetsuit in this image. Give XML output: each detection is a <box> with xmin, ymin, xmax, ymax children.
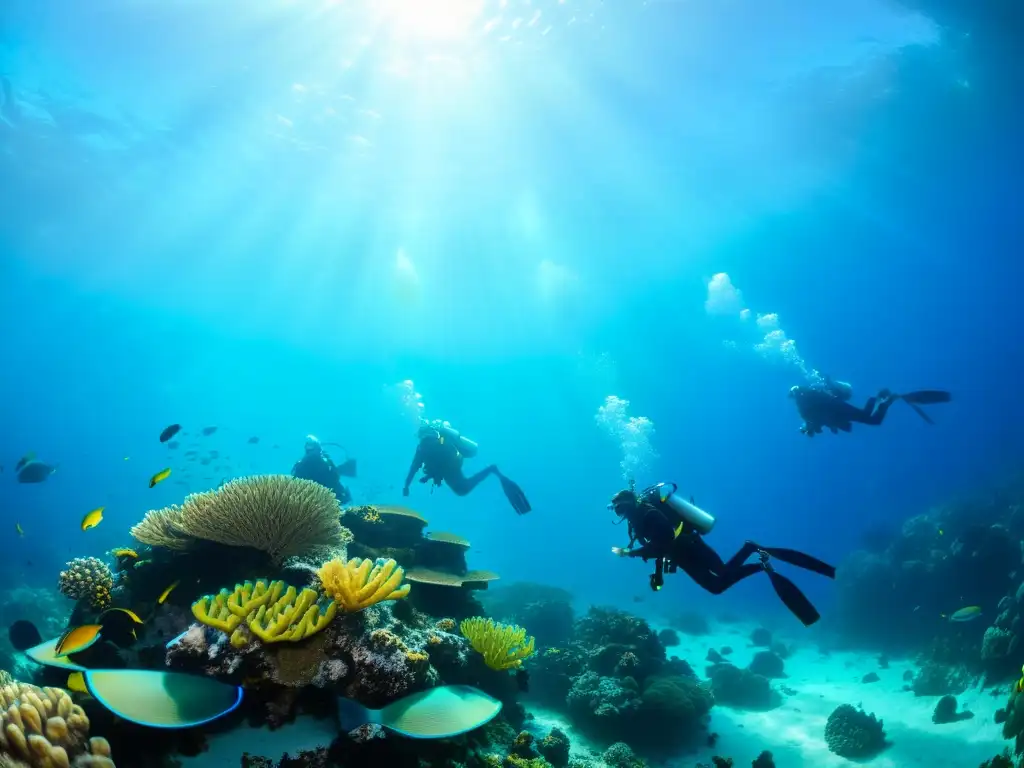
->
<box><xmin>402</xmin><ymin>420</ymin><xmax>531</xmax><ymax>515</ymax></box>
<box><xmin>292</xmin><ymin>435</ymin><xmax>355</xmax><ymax>505</ymax></box>
<box><xmin>789</xmin><ymin>377</ymin><xmax>951</xmax><ymax>437</ymax></box>
<box><xmin>609</xmin><ymin>484</ymin><xmax>835</xmax><ymax>626</ymax></box>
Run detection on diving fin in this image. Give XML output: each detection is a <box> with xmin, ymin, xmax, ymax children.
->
<box><xmin>765</xmin><ymin>569</ymin><xmax>821</xmax><ymax>627</ymax></box>
<box><xmin>898</xmin><ymin>390</ymin><xmax>951</xmax><ymax>405</ymax></box>
<box><xmin>762</xmin><ymin>547</ymin><xmax>836</xmax><ymax>579</ymax></box>
<box><xmin>336</xmin><ymin>458</ymin><xmax>357</xmax><ymax>478</ymax></box>
<box><xmin>497</xmin><ymin>473</ymin><xmax>531</xmax><ymax>515</ymax></box>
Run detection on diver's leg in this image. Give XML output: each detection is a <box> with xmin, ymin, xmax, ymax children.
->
<box><xmin>444</xmin><ymin>465</ymin><xmax>497</xmax><ymax>496</ymax></box>
<box><xmin>681</xmin><ymin>559</ymin><xmax>762</xmax><ymax>595</ymax></box>
<box><xmin>681</xmin><ymin>538</ymin><xmax>762</xmax><ymax>594</ymax></box>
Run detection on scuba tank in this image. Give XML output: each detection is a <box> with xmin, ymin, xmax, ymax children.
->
<box><xmin>642</xmin><ymin>482</ymin><xmax>716</xmax><ymax>535</ymax></box>
<box><xmin>435</xmin><ymin>421</ymin><xmax>480</xmax><ymax>459</ymax></box>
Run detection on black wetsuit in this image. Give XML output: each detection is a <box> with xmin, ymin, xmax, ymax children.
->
<box><xmin>619</xmin><ymin>498</ymin><xmax>836</xmax><ymax>625</ymax></box>
<box><xmin>403</xmin><ymin>435</ymin><xmax>497</xmax><ymax>497</ymax></box>
<box><xmin>292</xmin><ymin>453</ymin><xmax>352</xmax><ymax>505</ymax></box>
<box><xmin>793</xmin><ymin>388</ymin><xmax>895</xmax><ymax>436</ymax></box>
<box><xmin>623</xmin><ymin>501</ymin><xmax>764</xmax><ymax>593</ymax></box>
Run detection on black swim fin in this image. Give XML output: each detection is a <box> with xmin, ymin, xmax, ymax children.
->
<box><xmin>336</xmin><ymin>458</ymin><xmax>357</xmax><ymax>478</ymax></box>
<box><xmin>498</xmin><ymin>473</ymin><xmax>531</xmax><ymax>515</ymax></box>
<box><xmin>762</xmin><ymin>547</ymin><xmax>836</xmax><ymax>579</ymax></box>
<box><xmin>765</xmin><ymin>569</ymin><xmax>821</xmax><ymax>627</ymax></box>
<box><xmin>898</xmin><ymin>390</ymin><xmax>951</xmax><ymax>405</ymax></box>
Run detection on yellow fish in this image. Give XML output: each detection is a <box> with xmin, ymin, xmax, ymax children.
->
<box><xmin>158</xmin><ymin>580</ymin><xmax>180</xmax><ymax>605</ymax></box>
<box><xmin>81</xmin><ymin>507</ymin><xmax>105</xmax><ymax>531</ymax></box>
<box><xmin>54</xmin><ymin>624</ymin><xmax>102</xmax><ymax>657</ymax></box>
<box><xmin>66</xmin><ymin>672</ymin><xmax>88</xmax><ymax>694</ymax></box>
<box><xmin>149</xmin><ymin>468</ymin><xmax>172</xmax><ymax>488</ymax></box>
<box><xmin>15</xmin><ymin>523</ymin><xmax>24</xmax><ymax>537</ymax></box>
<box><xmin>1015</xmin><ymin>665</ymin><xmax>1024</xmax><ymax>694</ymax></box>
<box><xmin>110</xmin><ymin>547</ymin><xmax>138</xmax><ymax>559</ymax></box>
<box><xmin>101</xmin><ymin>607</ymin><xmax>144</xmax><ymax>625</ymax></box>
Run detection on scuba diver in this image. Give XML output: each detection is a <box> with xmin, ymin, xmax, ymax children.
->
<box><xmin>789</xmin><ymin>376</ymin><xmax>951</xmax><ymax>437</ymax></box>
<box><xmin>609</xmin><ymin>483</ymin><xmax>835</xmax><ymax>626</ymax></box>
<box><xmin>291</xmin><ymin>435</ymin><xmax>357</xmax><ymax>505</ymax></box>
<box><xmin>402</xmin><ymin>419</ymin><xmax>531</xmax><ymax>515</ymax></box>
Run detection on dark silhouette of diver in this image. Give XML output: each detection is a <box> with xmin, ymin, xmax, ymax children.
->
<box><xmin>789</xmin><ymin>376</ymin><xmax>951</xmax><ymax>437</ymax></box>
<box><xmin>403</xmin><ymin>419</ymin><xmax>531</xmax><ymax>515</ymax></box>
<box><xmin>292</xmin><ymin>435</ymin><xmax>357</xmax><ymax>505</ymax></box>
<box><xmin>609</xmin><ymin>483</ymin><xmax>835</xmax><ymax>626</ymax></box>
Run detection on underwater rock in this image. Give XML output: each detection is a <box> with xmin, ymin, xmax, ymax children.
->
<box><xmin>747</xmin><ymin>651</ymin><xmax>785</xmax><ymax>679</ymax></box>
<box><xmin>750</xmin><ymin>628</ymin><xmax>772</xmax><ymax>647</ymax></box>
<box><xmin>911</xmin><ymin>662</ymin><xmax>972</xmax><ymax>697</ymax></box>
<box><xmin>706</xmin><ymin>649</ymin><xmax>724</xmax><ymax>663</ymax></box>
<box><xmin>601</xmin><ymin>741</ymin><xmax>644</xmax><ymax>768</ymax></box>
<box><xmin>657</xmin><ymin>628</ymin><xmax>680</xmax><ymax>647</ymax></box>
<box><xmin>932</xmin><ymin>694</ymin><xmax>974</xmax><ymax>724</ymax></box>
<box><xmin>670</xmin><ymin>611</ymin><xmax>711</xmax><ymax>636</ymax></box>
<box><xmin>537</xmin><ymin>727</ymin><xmax>571</xmax><ymax>767</ymax></box>
<box><xmin>982</xmin><ymin>626</ymin><xmax>1016</xmax><ymax>663</ymax></box>
<box><xmin>862</xmin><ymin>672</ymin><xmax>880</xmax><ymax>684</ymax></box>
<box><xmin>824</xmin><ymin>704</ymin><xmax>887</xmax><ymax>759</ymax></box>
<box><xmin>751</xmin><ymin>751</ymin><xmax>775</xmax><ymax>768</ymax></box>
<box><xmin>705</xmin><ymin>663</ymin><xmax>779</xmax><ymax>711</ymax></box>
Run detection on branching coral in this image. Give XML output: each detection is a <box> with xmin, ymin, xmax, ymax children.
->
<box><xmin>317</xmin><ymin>557</ymin><xmax>410</xmax><ymax>612</ymax></box>
<box><xmin>0</xmin><ymin>680</ymin><xmax>115</xmax><ymax>767</ymax></box>
<box><xmin>132</xmin><ymin>475</ymin><xmax>350</xmax><ymax>564</ymax></box>
<box><xmin>460</xmin><ymin>617</ymin><xmax>536</xmax><ymax>671</ymax></box>
<box><xmin>192</xmin><ymin>579</ymin><xmax>336</xmax><ymax>647</ymax></box>
<box><xmin>57</xmin><ymin>558</ymin><xmax>113</xmax><ymax>610</ymax></box>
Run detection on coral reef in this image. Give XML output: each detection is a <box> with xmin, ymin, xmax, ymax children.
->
<box><xmin>747</xmin><ymin>651</ymin><xmax>785</xmax><ymax>679</ymax></box>
<box><xmin>57</xmin><ymin>559</ymin><xmax>113</xmax><ymax>611</ymax></box>
<box><xmin>0</xmin><ymin>679</ymin><xmax>115</xmax><ymax>767</ymax></box>
<box><xmin>480</xmin><ymin>583</ymin><xmax>575</xmax><ymax>649</ymax></box>
<box><xmin>705</xmin><ymin>664</ymin><xmax>779</xmax><ymax>710</ymax></box>
<box><xmin>131</xmin><ymin>475</ymin><xmax>350</xmax><ymax>564</ymax></box>
<box><xmin>824</xmin><ymin>704</ymin><xmax>886</xmax><ymax>759</ymax></box>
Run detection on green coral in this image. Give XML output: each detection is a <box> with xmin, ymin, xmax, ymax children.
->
<box><xmin>824</xmin><ymin>704</ymin><xmax>886</xmax><ymax>759</ymax></box>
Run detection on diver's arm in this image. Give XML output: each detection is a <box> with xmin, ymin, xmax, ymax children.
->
<box><xmin>403</xmin><ymin>445</ymin><xmax>424</xmax><ymax>491</ymax></box>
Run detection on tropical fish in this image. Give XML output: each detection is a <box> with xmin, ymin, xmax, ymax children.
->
<box><xmin>159</xmin><ymin>424</ymin><xmax>181</xmax><ymax>443</ymax></box>
<box><xmin>946</xmin><ymin>606</ymin><xmax>982</xmax><ymax>622</ymax></box>
<box><xmin>15</xmin><ymin>523</ymin><xmax>23</xmax><ymax>537</ymax></box>
<box><xmin>1015</xmin><ymin>665</ymin><xmax>1024</xmax><ymax>694</ymax></box>
<box><xmin>81</xmin><ymin>507</ymin><xmax>105</xmax><ymax>531</ymax></box>
<box><xmin>16</xmin><ymin>461</ymin><xmax>56</xmax><ymax>484</ymax></box>
<box><xmin>110</xmin><ymin>547</ymin><xmax>138</xmax><ymax>559</ymax></box>
<box><xmin>14</xmin><ymin>452</ymin><xmax>36</xmax><ymax>472</ymax></box>
<box><xmin>337</xmin><ymin>685</ymin><xmax>502</xmax><ymax>739</ymax></box>
<box><xmin>201</xmin><ymin>426</ymin><xmax>218</xmax><ymax>436</ymax></box>
<box><xmin>81</xmin><ymin>669</ymin><xmax>242</xmax><ymax>728</ymax></box>
<box><xmin>98</xmin><ymin>608</ymin><xmax>144</xmax><ymax>645</ymax></box>
<box><xmin>54</xmin><ymin>624</ymin><xmax>103</xmax><ymax>657</ymax></box>
<box><xmin>102</xmin><ymin>607</ymin><xmax>143</xmax><ymax>625</ymax></box>
<box><xmin>67</xmin><ymin>671</ymin><xmax>88</xmax><ymax>694</ymax></box>
<box><xmin>149</xmin><ymin>468</ymin><xmax>172</xmax><ymax>488</ymax></box>
<box><xmin>158</xmin><ymin>580</ymin><xmax>180</xmax><ymax>605</ymax></box>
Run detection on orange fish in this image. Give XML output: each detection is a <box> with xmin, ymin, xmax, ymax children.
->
<box><xmin>54</xmin><ymin>624</ymin><xmax>102</xmax><ymax>657</ymax></box>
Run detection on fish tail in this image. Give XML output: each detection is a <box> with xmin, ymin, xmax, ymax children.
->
<box><xmin>337</xmin><ymin>697</ymin><xmax>377</xmax><ymax>733</ymax></box>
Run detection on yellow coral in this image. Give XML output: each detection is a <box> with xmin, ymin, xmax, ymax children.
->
<box><xmin>317</xmin><ymin>557</ymin><xmax>410</xmax><ymax>612</ymax></box>
<box><xmin>132</xmin><ymin>475</ymin><xmax>350</xmax><ymax>564</ymax></box>
<box><xmin>459</xmin><ymin>617</ymin><xmax>536</xmax><ymax>671</ymax></box>
<box><xmin>405</xmin><ymin>651</ymin><xmax>429</xmax><ymax>664</ymax></box>
<box><xmin>0</xmin><ymin>680</ymin><xmax>115</xmax><ymax>766</ymax></box>
<box><xmin>360</xmin><ymin>507</ymin><xmax>382</xmax><ymax>524</ymax></box>
<box><xmin>435</xmin><ymin>618</ymin><xmax>456</xmax><ymax>632</ymax></box>
<box><xmin>192</xmin><ymin>579</ymin><xmax>336</xmax><ymax>645</ymax></box>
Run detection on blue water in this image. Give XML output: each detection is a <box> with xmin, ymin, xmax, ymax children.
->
<box><xmin>1</xmin><ymin>0</ymin><xmax>1021</xmax><ymax>628</ymax></box>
